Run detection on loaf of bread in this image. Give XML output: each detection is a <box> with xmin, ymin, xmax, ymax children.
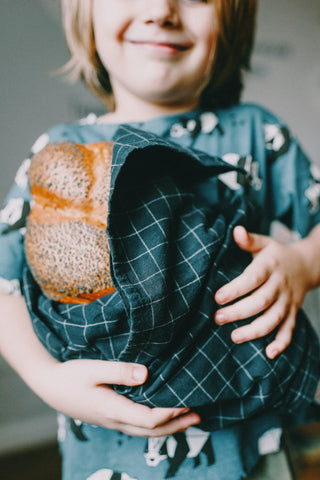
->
<box><xmin>24</xmin><ymin>141</ymin><xmax>116</xmax><ymax>304</ymax></box>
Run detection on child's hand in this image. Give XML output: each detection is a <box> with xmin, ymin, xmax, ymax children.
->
<box><xmin>41</xmin><ymin>359</ymin><xmax>201</xmax><ymax>437</ymax></box>
<box><xmin>214</xmin><ymin>226</ymin><xmax>312</xmax><ymax>359</ymax></box>
<box><xmin>0</xmin><ymin>294</ymin><xmax>200</xmax><ymax>438</ymax></box>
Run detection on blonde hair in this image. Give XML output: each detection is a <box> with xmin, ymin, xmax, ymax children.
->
<box><xmin>61</xmin><ymin>0</ymin><xmax>257</xmax><ymax>111</ymax></box>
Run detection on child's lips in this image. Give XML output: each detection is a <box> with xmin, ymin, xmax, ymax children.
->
<box><xmin>127</xmin><ymin>39</ymin><xmax>192</xmax><ymax>54</ymax></box>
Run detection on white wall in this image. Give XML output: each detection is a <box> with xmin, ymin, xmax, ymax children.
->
<box><xmin>0</xmin><ymin>0</ymin><xmax>101</xmax><ymax>204</ymax></box>
<box><xmin>0</xmin><ymin>0</ymin><xmax>319</xmax><ymax>454</ymax></box>
<box><xmin>243</xmin><ymin>0</ymin><xmax>320</xmax><ymax>163</ymax></box>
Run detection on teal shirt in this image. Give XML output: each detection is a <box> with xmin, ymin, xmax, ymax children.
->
<box><xmin>1</xmin><ymin>103</ymin><xmax>320</xmax><ymax>479</ymax></box>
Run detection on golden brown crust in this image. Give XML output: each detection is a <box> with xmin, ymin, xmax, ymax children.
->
<box><xmin>25</xmin><ymin>141</ymin><xmax>116</xmax><ymax>304</ymax></box>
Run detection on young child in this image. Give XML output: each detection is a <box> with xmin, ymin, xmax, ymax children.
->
<box><xmin>1</xmin><ymin>1</ymin><xmax>320</xmax><ymax>479</ymax></box>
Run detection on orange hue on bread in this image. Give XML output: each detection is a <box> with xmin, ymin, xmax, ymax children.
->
<box><xmin>24</xmin><ymin>141</ymin><xmax>116</xmax><ymax>304</ymax></box>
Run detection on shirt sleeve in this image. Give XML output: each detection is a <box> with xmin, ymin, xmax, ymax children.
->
<box><xmin>0</xmin><ymin>133</ymin><xmax>50</xmax><ymax>295</ymax></box>
<box><xmin>263</xmin><ymin>115</ymin><xmax>320</xmax><ymax>237</ymax></box>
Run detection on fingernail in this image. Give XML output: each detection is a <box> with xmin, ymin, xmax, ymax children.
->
<box><xmin>215</xmin><ymin>291</ymin><xmax>226</xmax><ymax>304</ymax></box>
<box><xmin>190</xmin><ymin>414</ymin><xmax>201</xmax><ymax>425</ymax></box>
<box><xmin>267</xmin><ymin>348</ymin><xmax>278</xmax><ymax>359</ymax></box>
<box><xmin>180</xmin><ymin>408</ymin><xmax>190</xmax><ymax>414</ymax></box>
<box><xmin>231</xmin><ymin>331</ymin><xmax>243</xmax><ymax>343</ymax></box>
<box><xmin>173</xmin><ymin>408</ymin><xmax>190</xmax><ymax>417</ymax></box>
<box><xmin>215</xmin><ymin>312</ymin><xmax>226</xmax><ymax>324</ymax></box>
<box><xmin>133</xmin><ymin>366</ymin><xmax>147</xmax><ymax>382</ymax></box>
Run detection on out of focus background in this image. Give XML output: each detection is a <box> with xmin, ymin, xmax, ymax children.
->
<box><xmin>0</xmin><ymin>0</ymin><xmax>319</xmax><ymax>478</ymax></box>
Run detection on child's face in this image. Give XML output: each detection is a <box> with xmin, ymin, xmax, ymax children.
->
<box><xmin>93</xmin><ymin>0</ymin><xmax>217</xmax><ymax>114</ymax></box>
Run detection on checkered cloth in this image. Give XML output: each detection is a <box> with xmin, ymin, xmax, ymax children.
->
<box><xmin>22</xmin><ymin>126</ymin><xmax>320</xmax><ymax>430</ymax></box>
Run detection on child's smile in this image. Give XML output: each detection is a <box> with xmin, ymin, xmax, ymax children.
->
<box><xmin>93</xmin><ymin>0</ymin><xmax>217</xmax><ymax>119</ymax></box>
<box><xmin>123</xmin><ymin>37</ymin><xmax>193</xmax><ymax>57</ymax></box>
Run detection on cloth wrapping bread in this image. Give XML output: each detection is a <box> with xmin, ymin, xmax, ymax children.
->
<box><xmin>22</xmin><ymin>125</ymin><xmax>320</xmax><ymax>430</ymax></box>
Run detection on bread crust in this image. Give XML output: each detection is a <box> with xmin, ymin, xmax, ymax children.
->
<box><xmin>25</xmin><ymin>141</ymin><xmax>116</xmax><ymax>304</ymax></box>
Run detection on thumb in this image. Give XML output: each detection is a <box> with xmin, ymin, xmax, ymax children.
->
<box><xmin>233</xmin><ymin>225</ymin><xmax>271</xmax><ymax>254</ymax></box>
<box><xmin>87</xmin><ymin>360</ymin><xmax>148</xmax><ymax>386</ymax></box>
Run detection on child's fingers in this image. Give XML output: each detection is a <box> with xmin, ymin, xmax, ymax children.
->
<box><xmin>109</xmin><ymin>411</ymin><xmax>201</xmax><ymax>438</ymax></box>
<box><xmin>80</xmin><ymin>360</ymin><xmax>149</xmax><ymax>386</ymax></box>
<box><xmin>126</xmin><ymin>412</ymin><xmax>201</xmax><ymax>437</ymax></box>
<box><xmin>215</xmin><ymin>226</ymin><xmax>277</xmax><ymax>305</ymax></box>
<box><xmin>233</xmin><ymin>226</ymin><xmax>272</xmax><ymax>254</ymax></box>
<box><xmin>265</xmin><ymin>311</ymin><xmax>296</xmax><ymax>359</ymax></box>
<box><xmin>215</xmin><ymin>280</ymin><xmax>281</xmax><ymax>324</ymax></box>
<box><xmin>99</xmin><ymin>388</ymin><xmax>186</xmax><ymax>427</ymax></box>
<box><xmin>93</xmin><ymin>386</ymin><xmax>200</xmax><ymax>435</ymax></box>
<box><xmin>229</xmin><ymin>296</ymin><xmax>290</xmax><ymax>344</ymax></box>
<box><xmin>215</xmin><ymin>255</ymin><xmax>271</xmax><ymax>305</ymax></box>
<box><xmin>51</xmin><ymin>359</ymin><xmax>197</xmax><ymax>435</ymax></box>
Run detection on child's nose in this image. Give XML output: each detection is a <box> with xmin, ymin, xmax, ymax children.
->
<box><xmin>142</xmin><ymin>0</ymin><xmax>181</xmax><ymax>27</ymax></box>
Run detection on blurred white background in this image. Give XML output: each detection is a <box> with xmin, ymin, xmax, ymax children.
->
<box><xmin>0</xmin><ymin>0</ymin><xmax>319</xmax><ymax>455</ymax></box>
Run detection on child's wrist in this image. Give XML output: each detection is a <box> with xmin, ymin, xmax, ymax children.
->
<box><xmin>291</xmin><ymin>234</ymin><xmax>320</xmax><ymax>291</ymax></box>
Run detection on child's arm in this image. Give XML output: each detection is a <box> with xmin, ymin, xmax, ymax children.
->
<box><xmin>0</xmin><ymin>292</ymin><xmax>200</xmax><ymax>436</ymax></box>
<box><xmin>214</xmin><ymin>224</ymin><xmax>320</xmax><ymax>359</ymax></box>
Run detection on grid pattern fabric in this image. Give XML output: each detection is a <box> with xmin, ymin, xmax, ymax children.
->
<box><xmin>23</xmin><ymin>126</ymin><xmax>320</xmax><ymax>430</ymax></box>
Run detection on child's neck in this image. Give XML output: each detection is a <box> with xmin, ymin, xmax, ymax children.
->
<box><xmin>99</xmin><ymin>94</ymin><xmax>199</xmax><ymax>124</ymax></box>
